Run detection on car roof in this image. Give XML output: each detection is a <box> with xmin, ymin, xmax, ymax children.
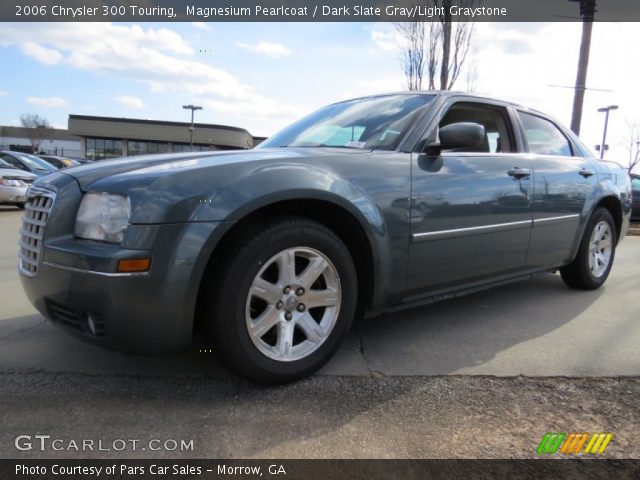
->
<box><xmin>339</xmin><ymin>90</ymin><xmax>522</xmax><ymax>106</ymax></box>
<box><xmin>1</xmin><ymin>150</ymin><xmax>35</xmax><ymax>156</ymax></box>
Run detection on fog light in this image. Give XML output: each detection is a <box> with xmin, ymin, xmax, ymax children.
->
<box><xmin>87</xmin><ymin>315</ymin><xmax>97</xmax><ymax>336</ymax></box>
<box><xmin>117</xmin><ymin>258</ymin><xmax>151</xmax><ymax>273</ymax></box>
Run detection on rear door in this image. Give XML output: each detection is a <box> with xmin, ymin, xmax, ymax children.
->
<box><xmin>407</xmin><ymin>98</ymin><xmax>533</xmax><ymax>293</ymax></box>
<box><xmin>515</xmin><ymin>110</ymin><xmax>597</xmax><ymax>268</ymax></box>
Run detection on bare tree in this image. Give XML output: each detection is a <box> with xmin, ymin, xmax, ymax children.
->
<box><xmin>624</xmin><ymin>122</ymin><xmax>640</xmax><ymax>173</ymax></box>
<box><xmin>395</xmin><ymin>0</ymin><xmax>477</xmax><ymax>91</ymax></box>
<box><xmin>394</xmin><ymin>22</ymin><xmax>426</xmax><ymax>91</ymax></box>
<box><xmin>464</xmin><ymin>49</ymin><xmax>479</xmax><ymax>92</ymax></box>
<box><xmin>20</xmin><ymin>113</ymin><xmax>51</xmax><ymax>153</ymax></box>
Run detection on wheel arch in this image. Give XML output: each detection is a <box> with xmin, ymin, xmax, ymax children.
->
<box><xmin>596</xmin><ymin>195</ymin><xmax>623</xmax><ymax>244</ymax></box>
<box><xmin>193</xmin><ymin>197</ymin><xmax>382</xmax><ymax>332</ymax></box>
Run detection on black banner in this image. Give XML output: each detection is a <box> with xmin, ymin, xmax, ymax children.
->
<box><xmin>3</xmin><ymin>0</ymin><xmax>640</xmax><ymax>23</ymax></box>
<box><xmin>2</xmin><ymin>459</ymin><xmax>640</xmax><ymax>480</ymax></box>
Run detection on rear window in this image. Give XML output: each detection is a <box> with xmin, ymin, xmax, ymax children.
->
<box><xmin>518</xmin><ymin>111</ymin><xmax>573</xmax><ymax>157</ymax></box>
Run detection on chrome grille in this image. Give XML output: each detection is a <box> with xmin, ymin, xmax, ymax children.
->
<box><xmin>19</xmin><ymin>186</ymin><xmax>56</xmax><ymax>277</ymax></box>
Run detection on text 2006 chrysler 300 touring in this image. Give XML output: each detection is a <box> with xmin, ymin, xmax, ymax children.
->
<box><xmin>19</xmin><ymin>92</ymin><xmax>631</xmax><ymax>383</ymax></box>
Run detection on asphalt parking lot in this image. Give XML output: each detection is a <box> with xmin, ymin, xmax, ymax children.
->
<box><xmin>1</xmin><ymin>206</ymin><xmax>639</xmax><ymax>459</ymax></box>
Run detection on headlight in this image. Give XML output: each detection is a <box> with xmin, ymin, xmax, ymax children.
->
<box><xmin>75</xmin><ymin>192</ymin><xmax>130</xmax><ymax>243</ymax></box>
<box><xmin>0</xmin><ymin>177</ymin><xmax>25</xmax><ymax>187</ymax></box>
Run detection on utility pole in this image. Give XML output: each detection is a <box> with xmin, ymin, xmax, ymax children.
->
<box><xmin>597</xmin><ymin>105</ymin><xmax>618</xmax><ymax>159</ymax></box>
<box><xmin>182</xmin><ymin>104</ymin><xmax>203</xmax><ymax>151</ymax></box>
<box><xmin>569</xmin><ymin>0</ymin><xmax>597</xmax><ymax>135</ymax></box>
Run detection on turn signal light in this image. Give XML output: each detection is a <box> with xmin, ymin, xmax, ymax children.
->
<box><xmin>117</xmin><ymin>258</ymin><xmax>151</xmax><ymax>273</ymax></box>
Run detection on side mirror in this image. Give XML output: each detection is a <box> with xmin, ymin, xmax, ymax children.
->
<box><xmin>425</xmin><ymin>122</ymin><xmax>485</xmax><ymax>154</ymax></box>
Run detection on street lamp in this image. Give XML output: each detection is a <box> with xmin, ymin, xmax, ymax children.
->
<box><xmin>182</xmin><ymin>104</ymin><xmax>203</xmax><ymax>151</ymax></box>
<box><xmin>597</xmin><ymin>105</ymin><xmax>618</xmax><ymax>159</ymax></box>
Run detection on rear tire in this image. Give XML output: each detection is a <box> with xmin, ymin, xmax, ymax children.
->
<box><xmin>203</xmin><ymin>216</ymin><xmax>357</xmax><ymax>384</ymax></box>
<box><xmin>560</xmin><ymin>208</ymin><xmax>616</xmax><ymax>290</ymax></box>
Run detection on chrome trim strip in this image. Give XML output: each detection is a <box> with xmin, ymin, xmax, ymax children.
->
<box><xmin>533</xmin><ymin>214</ymin><xmax>580</xmax><ymax>224</ymax></box>
<box><xmin>412</xmin><ymin>219</ymin><xmax>532</xmax><ymax>241</ymax></box>
<box><xmin>42</xmin><ymin>261</ymin><xmax>150</xmax><ymax>277</ymax></box>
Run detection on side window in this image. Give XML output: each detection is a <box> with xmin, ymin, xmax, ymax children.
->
<box><xmin>518</xmin><ymin>111</ymin><xmax>573</xmax><ymax>156</ymax></box>
<box><xmin>631</xmin><ymin>177</ymin><xmax>640</xmax><ymax>191</ymax></box>
<box><xmin>439</xmin><ymin>102</ymin><xmax>513</xmax><ymax>153</ymax></box>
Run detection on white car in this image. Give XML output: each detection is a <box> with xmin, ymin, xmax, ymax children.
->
<box><xmin>0</xmin><ymin>160</ymin><xmax>37</xmax><ymax>208</ymax></box>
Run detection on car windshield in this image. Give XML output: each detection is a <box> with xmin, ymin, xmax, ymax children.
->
<box><xmin>13</xmin><ymin>152</ymin><xmax>57</xmax><ymax>172</ymax></box>
<box><xmin>260</xmin><ymin>94</ymin><xmax>435</xmax><ymax>151</ymax></box>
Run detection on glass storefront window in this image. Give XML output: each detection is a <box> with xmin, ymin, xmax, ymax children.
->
<box><xmin>172</xmin><ymin>143</ymin><xmax>210</xmax><ymax>152</ymax></box>
<box><xmin>85</xmin><ymin>138</ymin><xmax>210</xmax><ymax>160</ymax></box>
<box><xmin>85</xmin><ymin>137</ymin><xmax>123</xmax><ymax>160</ymax></box>
<box><xmin>128</xmin><ymin>140</ymin><xmax>170</xmax><ymax>156</ymax></box>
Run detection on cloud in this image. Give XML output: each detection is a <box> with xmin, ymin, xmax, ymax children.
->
<box><xmin>236</xmin><ymin>41</ymin><xmax>292</xmax><ymax>58</ymax></box>
<box><xmin>0</xmin><ymin>90</ymin><xmax>8</xmax><ymax>96</ymax></box>
<box><xmin>114</xmin><ymin>95</ymin><xmax>145</xmax><ymax>109</ymax></box>
<box><xmin>21</xmin><ymin>42</ymin><xmax>62</xmax><ymax>65</ymax></box>
<box><xmin>0</xmin><ymin>23</ymin><xmax>299</xmax><ymax>122</ymax></box>
<box><xmin>370</xmin><ymin>25</ymin><xmax>403</xmax><ymax>52</ymax></box>
<box><xmin>340</xmin><ymin>75</ymin><xmax>405</xmax><ymax>99</ymax></box>
<box><xmin>191</xmin><ymin>22</ymin><xmax>211</xmax><ymax>31</ymax></box>
<box><xmin>27</xmin><ymin>96</ymin><xmax>68</xmax><ymax>108</ymax></box>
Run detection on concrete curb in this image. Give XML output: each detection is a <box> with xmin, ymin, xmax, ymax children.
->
<box><xmin>628</xmin><ymin>223</ymin><xmax>640</xmax><ymax>236</ymax></box>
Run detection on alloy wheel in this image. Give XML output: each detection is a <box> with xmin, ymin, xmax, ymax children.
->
<box><xmin>588</xmin><ymin>220</ymin><xmax>613</xmax><ymax>278</ymax></box>
<box><xmin>244</xmin><ymin>247</ymin><xmax>341</xmax><ymax>362</ymax></box>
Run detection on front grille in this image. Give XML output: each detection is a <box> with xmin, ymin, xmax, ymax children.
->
<box><xmin>47</xmin><ymin>300</ymin><xmax>106</xmax><ymax>338</ymax></box>
<box><xmin>19</xmin><ymin>186</ymin><xmax>56</xmax><ymax>277</ymax></box>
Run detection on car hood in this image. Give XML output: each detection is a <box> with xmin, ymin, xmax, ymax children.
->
<box><xmin>61</xmin><ymin>148</ymin><xmax>366</xmax><ymax>191</ymax></box>
<box><xmin>0</xmin><ymin>168</ymin><xmax>38</xmax><ymax>181</ymax></box>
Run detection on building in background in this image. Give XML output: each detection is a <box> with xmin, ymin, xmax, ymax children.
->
<box><xmin>0</xmin><ymin>125</ymin><xmax>81</xmax><ymax>157</ymax></box>
<box><xmin>1</xmin><ymin>115</ymin><xmax>264</xmax><ymax>161</ymax></box>
<box><xmin>68</xmin><ymin>115</ymin><xmax>257</xmax><ymax>160</ymax></box>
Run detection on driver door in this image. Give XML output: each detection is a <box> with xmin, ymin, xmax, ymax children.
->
<box><xmin>407</xmin><ymin>99</ymin><xmax>533</xmax><ymax>293</ymax></box>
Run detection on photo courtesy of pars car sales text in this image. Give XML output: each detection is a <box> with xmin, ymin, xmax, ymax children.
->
<box><xmin>16</xmin><ymin>464</ymin><xmax>196</xmax><ymax>476</ymax></box>
<box><xmin>15</xmin><ymin>463</ymin><xmax>286</xmax><ymax>476</ymax></box>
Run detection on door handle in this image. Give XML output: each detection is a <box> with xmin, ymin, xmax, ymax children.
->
<box><xmin>579</xmin><ymin>168</ymin><xmax>595</xmax><ymax>178</ymax></box>
<box><xmin>507</xmin><ymin>167</ymin><xmax>531</xmax><ymax>179</ymax></box>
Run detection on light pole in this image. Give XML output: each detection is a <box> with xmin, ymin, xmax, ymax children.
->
<box><xmin>182</xmin><ymin>104</ymin><xmax>203</xmax><ymax>151</ymax></box>
<box><xmin>569</xmin><ymin>0</ymin><xmax>597</xmax><ymax>135</ymax></box>
<box><xmin>597</xmin><ymin>105</ymin><xmax>618</xmax><ymax>160</ymax></box>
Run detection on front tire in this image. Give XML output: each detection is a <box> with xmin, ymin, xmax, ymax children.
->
<box><xmin>560</xmin><ymin>208</ymin><xmax>617</xmax><ymax>290</ymax></box>
<box><xmin>204</xmin><ymin>217</ymin><xmax>358</xmax><ymax>384</ymax></box>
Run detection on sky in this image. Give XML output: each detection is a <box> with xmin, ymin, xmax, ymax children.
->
<box><xmin>0</xmin><ymin>21</ymin><xmax>638</xmax><ymax>170</ymax></box>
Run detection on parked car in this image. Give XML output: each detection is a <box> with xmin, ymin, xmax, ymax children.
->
<box><xmin>38</xmin><ymin>155</ymin><xmax>80</xmax><ymax>169</ymax></box>
<box><xmin>0</xmin><ymin>151</ymin><xmax>57</xmax><ymax>176</ymax></box>
<box><xmin>631</xmin><ymin>174</ymin><xmax>640</xmax><ymax>222</ymax></box>
<box><xmin>0</xmin><ymin>160</ymin><xmax>37</xmax><ymax>208</ymax></box>
<box><xmin>18</xmin><ymin>92</ymin><xmax>631</xmax><ymax>383</ymax></box>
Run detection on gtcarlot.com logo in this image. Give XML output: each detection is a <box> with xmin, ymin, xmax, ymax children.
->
<box><xmin>536</xmin><ymin>432</ymin><xmax>613</xmax><ymax>455</ymax></box>
<box><xmin>14</xmin><ymin>435</ymin><xmax>194</xmax><ymax>452</ymax></box>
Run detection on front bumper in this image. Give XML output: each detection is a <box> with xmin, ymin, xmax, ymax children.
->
<box><xmin>20</xmin><ymin>226</ymin><xmax>222</xmax><ymax>354</ymax></box>
<box><xmin>0</xmin><ymin>185</ymin><xmax>28</xmax><ymax>203</ymax></box>
<box><xmin>19</xmin><ymin>173</ymin><xmax>227</xmax><ymax>354</ymax></box>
